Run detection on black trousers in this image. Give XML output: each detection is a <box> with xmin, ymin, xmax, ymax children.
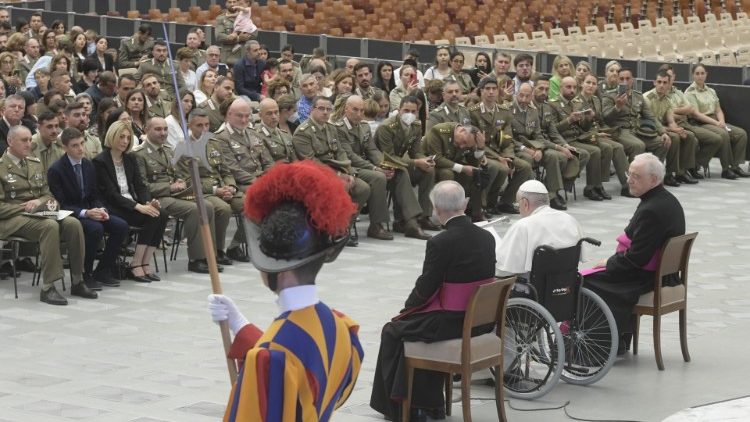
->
<box><xmin>110</xmin><ymin>205</ymin><xmax>169</xmax><ymax>247</ymax></box>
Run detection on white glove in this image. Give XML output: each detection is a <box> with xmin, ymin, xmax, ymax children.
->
<box><xmin>207</xmin><ymin>294</ymin><xmax>249</xmax><ymax>335</ymax></box>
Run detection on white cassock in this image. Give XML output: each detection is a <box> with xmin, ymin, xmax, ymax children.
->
<box><xmin>495</xmin><ymin>205</ymin><xmax>584</xmax><ymax>275</ymax></box>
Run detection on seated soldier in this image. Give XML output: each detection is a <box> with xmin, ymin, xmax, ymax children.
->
<box><xmin>496</xmin><ymin>180</ymin><xmax>583</xmax><ymax>278</ymax></box>
<box><xmin>425</xmin><ymin>80</ymin><xmax>471</xmax><ymax>131</ymax></box>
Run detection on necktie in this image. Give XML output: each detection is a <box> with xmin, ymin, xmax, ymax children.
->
<box><xmin>74</xmin><ymin>163</ymin><xmax>84</xmax><ymax>199</ymax></box>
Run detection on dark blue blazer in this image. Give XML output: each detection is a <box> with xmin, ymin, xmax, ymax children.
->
<box><xmin>233</xmin><ymin>57</ymin><xmax>265</xmax><ymax>101</ymax></box>
<box><xmin>47</xmin><ymin>154</ymin><xmax>105</xmax><ymax>218</ymax></box>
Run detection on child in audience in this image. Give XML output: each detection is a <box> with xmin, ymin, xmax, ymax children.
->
<box><xmin>232</xmin><ymin>0</ymin><xmax>257</xmax><ymax>37</ymax></box>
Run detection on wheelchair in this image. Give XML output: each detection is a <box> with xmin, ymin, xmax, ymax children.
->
<box><xmin>499</xmin><ymin>237</ymin><xmax>618</xmax><ymax>400</ymax></box>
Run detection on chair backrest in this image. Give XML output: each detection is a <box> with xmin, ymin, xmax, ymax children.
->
<box><xmin>462</xmin><ymin>277</ymin><xmax>515</xmax><ymax>337</ymax></box>
<box><xmin>655</xmin><ymin>232</ymin><xmax>698</xmax><ymax>288</ymax></box>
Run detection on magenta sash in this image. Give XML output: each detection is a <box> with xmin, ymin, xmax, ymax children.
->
<box><xmin>392</xmin><ymin>277</ymin><xmax>495</xmax><ymax>321</ymax></box>
<box><xmin>580</xmin><ymin>233</ymin><xmax>662</xmax><ymax>276</ymax></box>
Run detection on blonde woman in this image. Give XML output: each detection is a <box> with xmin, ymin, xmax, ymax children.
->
<box><xmin>549</xmin><ymin>55</ymin><xmax>574</xmax><ymax>101</ymax></box>
<box><xmin>0</xmin><ymin>51</ymin><xmax>22</xmax><ymax>95</ymax></box>
<box><xmin>93</xmin><ymin>120</ymin><xmax>169</xmax><ymax>283</ymax></box>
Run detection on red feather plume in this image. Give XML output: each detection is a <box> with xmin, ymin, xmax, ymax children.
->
<box><xmin>243</xmin><ymin>161</ymin><xmax>357</xmax><ymax>236</ymax></box>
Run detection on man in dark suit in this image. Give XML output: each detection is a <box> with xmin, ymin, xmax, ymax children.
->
<box><xmin>233</xmin><ymin>40</ymin><xmax>265</xmax><ymax>101</ymax></box>
<box><xmin>47</xmin><ymin>127</ymin><xmax>128</xmax><ymax>289</ymax></box>
<box><xmin>585</xmin><ymin>152</ymin><xmax>685</xmax><ymax>353</ymax></box>
<box><xmin>370</xmin><ymin>180</ymin><xmax>497</xmax><ymax>422</ymax></box>
<box><xmin>0</xmin><ymin>95</ymin><xmax>27</xmax><ymax>155</ymax></box>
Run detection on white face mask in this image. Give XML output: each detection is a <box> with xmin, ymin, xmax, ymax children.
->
<box><xmin>287</xmin><ymin>112</ymin><xmax>299</xmax><ymax>123</ymax></box>
<box><xmin>400</xmin><ymin>112</ymin><xmax>417</xmax><ymax>126</ymax></box>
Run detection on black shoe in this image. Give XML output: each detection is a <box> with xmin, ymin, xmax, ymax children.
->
<box><xmin>84</xmin><ymin>274</ymin><xmax>102</xmax><ymax>291</ymax></box>
<box><xmin>688</xmin><ymin>168</ymin><xmax>705</xmax><ymax>179</ymax></box>
<box><xmin>367</xmin><ymin>224</ymin><xmax>394</xmax><ymax>240</ymax></box>
<box><xmin>417</xmin><ymin>216</ymin><xmax>441</xmax><ymax>231</ymax></box>
<box><xmin>40</xmin><ymin>286</ymin><xmax>68</xmax><ymax>305</ymax></box>
<box><xmin>71</xmin><ymin>282</ymin><xmax>98</xmax><ymax>299</ymax></box>
<box><xmin>621</xmin><ymin>187</ymin><xmax>636</xmax><ymax>198</ymax></box>
<box><xmin>663</xmin><ymin>174</ymin><xmax>680</xmax><ymax>187</ymax></box>
<box><xmin>216</xmin><ymin>250</ymin><xmax>234</xmax><ymax>265</ymax></box>
<box><xmin>128</xmin><ymin>272</ymin><xmax>152</xmax><ymax>283</ymax></box>
<box><xmin>94</xmin><ymin>270</ymin><xmax>121</xmax><ymax>287</ymax></box>
<box><xmin>494</xmin><ymin>202</ymin><xmax>520</xmax><ymax>214</ymax></box>
<box><xmin>188</xmin><ymin>259</ymin><xmax>210</xmax><ymax>274</ymax></box>
<box><xmin>550</xmin><ymin>195</ymin><xmax>567</xmax><ymax>210</ymax></box>
<box><xmin>583</xmin><ymin>187</ymin><xmax>604</xmax><ymax>201</ymax></box>
<box><xmin>675</xmin><ymin>173</ymin><xmax>698</xmax><ymax>184</ymax></box>
<box><xmin>144</xmin><ymin>272</ymin><xmax>160</xmax><ymax>282</ymax></box>
<box><xmin>346</xmin><ymin>225</ymin><xmax>359</xmax><ymax>247</ymax></box>
<box><xmin>594</xmin><ymin>186</ymin><xmax>612</xmax><ymax>200</ymax></box>
<box><xmin>409</xmin><ymin>409</ymin><xmax>427</xmax><ymax>422</ymax></box>
<box><xmin>226</xmin><ymin>246</ymin><xmax>250</xmax><ymax>262</ymax></box>
<box><xmin>15</xmin><ymin>257</ymin><xmax>37</xmax><ymax>272</ymax></box>
<box><xmin>733</xmin><ymin>167</ymin><xmax>750</xmax><ymax>177</ymax></box>
<box><xmin>721</xmin><ymin>169</ymin><xmax>738</xmax><ymax>180</ymax></box>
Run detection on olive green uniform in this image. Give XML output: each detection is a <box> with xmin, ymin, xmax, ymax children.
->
<box><xmin>255</xmin><ymin>123</ymin><xmax>296</xmax><ymax>163</ymax></box>
<box><xmin>422</xmin><ymin>122</ymin><xmax>501</xmax><ymax>217</ymax></box>
<box><xmin>30</xmin><ymin>134</ymin><xmax>64</xmax><ymax>173</ymax></box>
<box><xmin>189</xmin><ymin>48</ymin><xmax>207</xmax><ymax>70</ymax></box>
<box><xmin>196</xmin><ymin>98</ymin><xmax>226</xmax><ymax>134</ymax></box>
<box><xmin>602</xmin><ymin>90</ymin><xmax>664</xmax><ymax>161</ymax></box>
<box><xmin>117</xmin><ymin>36</ymin><xmax>155</xmax><ymax>70</ymax></box>
<box><xmin>468</xmin><ymin>101</ymin><xmax>532</xmax><ymax>207</ymax></box>
<box><xmin>576</xmin><ymin>94</ymin><xmax>629</xmax><ymax>186</ymax></box>
<box><xmin>426</xmin><ymin>103</ymin><xmax>471</xmax><ymax>131</ymax></box>
<box><xmin>373</xmin><ymin>115</ymin><xmax>434</xmax><ymax>221</ymax></box>
<box><xmin>510</xmin><ymin>101</ymin><xmax>578</xmax><ymax>196</ymax></box>
<box><xmin>333</xmin><ymin>117</ymin><xmax>389</xmax><ymax>226</ymax></box>
<box><xmin>15</xmin><ymin>55</ymin><xmax>36</xmax><ymax>86</ymax></box>
<box><xmin>213</xmin><ymin>123</ymin><xmax>273</xmax><ymax>192</ymax></box>
<box><xmin>82</xmin><ymin>129</ymin><xmax>102</xmax><ymax>160</ymax></box>
<box><xmin>536</xmin><ymin>99</ymin><xmax>588</xmax><ymax>179</ymax></box>
<box><xmin>175</xmin><ymin>138</ymin><xmax>239</xmax><ymax>252</ymax></box>
<box><xmin>641</xmin><ymin>89</ymin><xmax>694</xmax><ymax>176</ymax></box>
<box><xmin>0</xmin><ymin>152</ymin><xmax>84</xmax><ymax>289</ymax></box>
<box><xmin>451</xmin><ymin>72</ymin><xmax>475</xmax><ymax>96</ymax></box>
<box><xmin>549</xmin><ymin>96</ymin><xmax>605</xmax><ymax>188</ymax></box>
<box><xmin>132</xmin><ymin>139</ymin><xmax>216</xmax><ymax>262</ymax></box>
<box><xmin>292</xmin><ymin>119</ymin><xmax>370</xmax><ymax>209</ymax></box>
<box><xmin>215</xmin><ymin>13</ymin><xmax>244</xmax><ymax>67</ymax></box>
<box><xmin>134</xmin><ymin>58</ymin><xmax>185</xmax><ymax>98</ymax></box>
<box><xmin>146</xmin><ymin>94</ymin><xmax>172</xmax><ymax>120</ymax></box>
<box><xmin>354</xmin><ymin>86</ymin><xmax>383</xmax><ymax>101</ymax></box>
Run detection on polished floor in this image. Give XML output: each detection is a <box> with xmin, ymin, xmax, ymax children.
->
<box><xmin>2</xmin><ymin>161</ymin><xmax>750</xmax><ymax>422</ymax></box>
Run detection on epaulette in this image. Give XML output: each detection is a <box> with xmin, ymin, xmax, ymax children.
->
<box><xmin>571</xmin><ymin>97</ymin><xmax>582</xmax><ymax>103</ymax></box>
<box><xmin>632</xmin><ymin>90</ymin><xmax>642</xmax><ymax>94</ymax></box>
<box><xmin>499</xmin><ymin>102</ymin><xmax>511</xmax><ymax>110</ymax></box>
<box><xmin>467</xmin><ymin>103</ymin><xmax>481</xmax><ymax>112</ymax></box>
<box><xmin>331</xmin><ymin>120</ymin><xmax>344</xmax><ymax>127</ymax></box>
<box><xmin>297</xmin><ymin>121</ymin><xmax>311</xmax><ymax>131</ymax></box>
<box><xmin>216</xmin><ymin>123</ymin><xmax>228</xmax><ymax>134</ymax></box>
<box><xmin>549</xmin><ymin>98</ymin><xmax>560</xmax><ymax>103</ymax></box>
<box><xmin>438</xmin><ymin>126</ymin><xmax>452</xmax><ymax>134</ymax></box>
<box><xmin>528</xmin><ymin>102</ymin><xmax>538</xmax><ymax>110</ymax></box>
<box><xmin>27</xmin><ymin>156</ymin><xmax>40</xmax><ymax>162</ymax></box>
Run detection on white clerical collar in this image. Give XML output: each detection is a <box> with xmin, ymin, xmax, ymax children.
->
<box><xmin>530</xmin><ymin>205</ymin><xmax>549</xmax><ymax>216</ymax></box>
<box><xmin>276</xmin><ymin>285</ymin><xmax>319</xmax><ymax>313</ymax></box>
<box><xmin>444</xmin><ymin>214</ymin><xmax>464</xmax><ymax>225</ymax></box>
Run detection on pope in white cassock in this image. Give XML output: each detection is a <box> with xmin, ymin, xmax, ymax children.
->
<box><xmin>495</xmin><ymin>180</ymin><xmax>584</xmax><ymax>278</ymax></box>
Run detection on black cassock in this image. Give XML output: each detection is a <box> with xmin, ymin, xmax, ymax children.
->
<box><xmin>584</xmin><ymin>184</ymin><xmax>685</xmax><ymax>334</ymax></box>
<box><xmin>370</xmin><ymin>215</ymin><xmax>496</xmax><ymax>420</ymax></box>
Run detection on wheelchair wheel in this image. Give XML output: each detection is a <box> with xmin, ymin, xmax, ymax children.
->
<box><xmin>561</xmin><ymin>288</ymin><xmax>618</xmax><ymax>385</ymax></box>
<box><xmin>502</xmin><ymin>298</ymin><xmax>565</xmax><ymax>400</ymax></box>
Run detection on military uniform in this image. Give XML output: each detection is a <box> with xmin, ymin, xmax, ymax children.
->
<box><xmin>83</xmin><ymin>129</ymin><xmax>102</xmax><ymax>160</ymax></box>
<box><xmin>549</xmin><ymin>96</ymin><xmax>605</xmax><ymax>189</ymax></box>
<box><xmin>291</xmin><ymin>119</ymin><xmax>370</xmax><ymax>209</ymax></box>
<box><xmin>425</xmin><ymin>103</ymin><xmax>471</xmax><ymax>131</ymax></box>
<box><xmin>510</xmin><ymin>101</ymin><xmax>578</xmax><ymax>197</ymax></box>
<box><xmin>255</xmin><ymin>122</ymin><xmax>296</xmax><ymax>163</ymax></box>
<box><xmin>468</xmin><ymin>101</ymin><xmax>532</xmax><ymax>208</ymax></box>
<box><xmin>132</xmin><ymin>139</ymin><xmax>217</xmax><ymax>262</ymax></box>
<box><xmin>642</xmin><ymin>88</ymin><xmax>697</xmax><ymax>177</ymax></box>
<box><xmin>197</xmin><ymin>98</ymin><xmax>226</xmax><ymax>133</ymax></box>
<box><xmin>134</xmin><ymin>58</ymin><xmax>185</xmax><ymax>97</ymax></box>
<box><xmin>189</xmin><ymin>48</ymin><xmax>207</xmax><ymax>70</ymax></box>
<box><xmin>333</xmin><ymin>117</ymin><xmax>390</xmax><ymax>226</ymax></box>
<box><xmin>175</xmin><ymin>138</ymin><xmax>239</xmax><ymax>253</ymax></box>
<box><xmin>602</xmin><ymin>90</ymin><xmax>661</xmax><ymax>161</ymax></box>
<box><xmin>15</xmin><ymin>55</ymin><xmax>36</xmax><ymax>86</ymax></box>
<box><xmin>373</xmin><ymin>115</ymin><xmax>434</xmax><ymax>221</ymax></box>
<box><xmin>30</xmin><ymin>134</ymin><xmax>64</xmax><ymax>173</ymax></box>
<box><xmin>422</xmin><ymin>122</ymin><xmax>501</xmax><ymax>218</ymax></box>
<box><xmin>0</xmin><ymin>152</ymin><xmax>84</xmax><ymax>288</ymax></box>
<box><xmin>354</xmin><ymin>85</ymin><xmax>384</xmax><ymax>101</ymax></box>
<box><xmin>215</xmin><ymin>12</ymin><xmax>244</xmax><ymax>67</ymax></box>
<box><xmin>576</xmin><ymin>94</ymin><xmax>629</xmax><ymax>187</ymax></box>
<box><xmin>117</xmin><ymin>36</ymin><xmax>155</xmax><ymax>69</ymax></box>
<box><xmin>146</xmin><ymin>93</ymin><xmax>172</xmax><ymax>119</ymax></box>
<box><xmin>213</xmin><ymin>123</ymin><xmax>272</xmax><ymax>192</ymax></box>
<box><xmin>663</xmin><ymin>86</ymin><xmax>724</xmax><ymax>171</ymax></box>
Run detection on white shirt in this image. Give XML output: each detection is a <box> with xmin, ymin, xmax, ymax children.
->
<box><xmin>193</xmin><ymin>89</ymin><xmax>208</xmax><ymax>105</ymax></box>
<box><xmin>277</xmin><ymin>285</ymin><xmax>319</xmax><ymax>312</ymax></box>
<box><xmin>495</xmin><ymin>205</ymin><xmax>583</xmax><ymax>275</ymax></box>
<box><xmin>165</xmin><ymin>115</ymin><xmax>186</xmax><ymax>150</ymax></box>
<box><xmin>394</xmin><ymin>66</ymin><xmax>425</xmax><ymax>89</ymax></box>
<box><xmin>114</xmin><ymin>162</ymin><xmax>134</xmax><ymax>201</ymax></box>
<box><xmin>180</xmin><ymin>69</ymin><xmax>197</xmax><ymax>92</ymax></box>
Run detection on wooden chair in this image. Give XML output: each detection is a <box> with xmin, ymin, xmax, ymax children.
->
<box><xmin>401</xmin><ymin>277</ymin><xmax>515</xmax><ymax>422</ymax></box>
<box><xmin>632</xmin><ymin>232</ymin><xmax>698</xmax><ymax>370</ymax></box>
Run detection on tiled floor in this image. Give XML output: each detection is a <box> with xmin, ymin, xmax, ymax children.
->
<box><xmin>2</xmin><ymin>161</ymin><xmax>750</xmax><ymax>422</ymax></box>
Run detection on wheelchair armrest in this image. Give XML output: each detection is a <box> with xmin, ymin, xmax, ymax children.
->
<box><xmin>579</xmin><ymin>237</ymin><xmax>601</xmax><ymax>247</ymax></box>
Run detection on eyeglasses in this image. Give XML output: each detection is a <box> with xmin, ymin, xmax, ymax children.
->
<box><xmin>315</xmin><ymin>106</ymin><xmax>333</xmax><ymax>112</ymax></box>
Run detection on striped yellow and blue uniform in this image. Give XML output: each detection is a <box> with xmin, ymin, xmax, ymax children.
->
<box><xmin>224</xmin><ymin>302</ymin><xmax>364</xmax><ymax>422</ymax></box>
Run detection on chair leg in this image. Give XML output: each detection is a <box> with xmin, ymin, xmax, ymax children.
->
<box><xmin>162</xmin><ymin>244</ymin><xmax>168</xmax><ymax>272</ymax></box>
<box><xmin>461</xmin><ymin>367</ymin><xmax>472</xmax><ymax>422</ymax></box>
<box><xmin>444</xmin><ymin>373</ymin><xmax>452</xmax><ymax>416</ymax></box>
<box><xmin>494</xmin><ymin>365</ymin><xmax>507</xmax><ymax>422</ymax></box>
<box><xmin>653</xmin><ymin>314</ymin><xmax>664</xmax><ymax>370</ymax></box>
<box><xmin>402</xmin><ymin>364</ymin><xmax>414</xmax><ymax>422</ymax></box>
<box><xmin>679</xmin><ymin>309</ymin><xmax>691</xmax><ymax>363</ymax></box>
<box><xmin>152</xmin><ymin>252</ymin><xmax>159</xmax><ymax>273</ymax></box>
<box><xmin>632</xmin><ymin>313</ymin><xmax>641</xmax><ymax>355</ymax></box>
<box><xmin>11</xmin><ymin>240</ymin><xmax>19</xmax><ymax>299</ymax></box>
